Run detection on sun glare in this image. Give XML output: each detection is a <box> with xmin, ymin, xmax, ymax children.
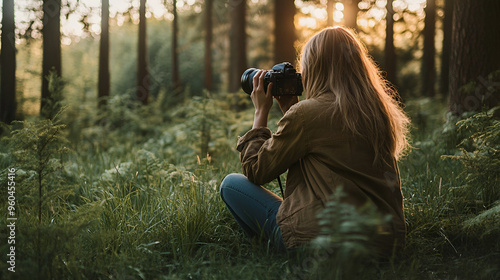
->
<box><xmin>297</xmin><ymin>1</ymin><xmax>344</xmax><ymax>29</ymax></box>
<box><xmin>3</xmin><ymin>0</ymin><xmax>429</xmax><ymax>44</ymax></box>
<box><xmin>333</xmin><ymin>10</ymin><xmax>343</xmax><ymax>23</ymax></box>
<box><xmin>298</xmin><ymin>17</ymin><xmax>318</xmax><ymax>29</ymax></box>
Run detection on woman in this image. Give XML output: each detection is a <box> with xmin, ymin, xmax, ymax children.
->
<box><xmin>219</xmin><ymin>26</ymin><xmax>410</xmax><ymax>257</ymax></box>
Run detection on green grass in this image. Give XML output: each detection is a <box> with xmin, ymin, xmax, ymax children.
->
<box><xmin>0</xmin><ymin>94</ymin><xmax>499</xmax><ymax>279</ymax></box>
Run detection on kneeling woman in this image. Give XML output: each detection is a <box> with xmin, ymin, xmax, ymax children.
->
<box><xmin>220</xmin><ymin>26</ymin><xmax>410</xmax><ymax>257</ymax></box>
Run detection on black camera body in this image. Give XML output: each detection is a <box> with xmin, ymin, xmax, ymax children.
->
<box><xmin>241</xmin><ymin>62</ymin><xmax>303</xmax><ymax>96</ymax></box>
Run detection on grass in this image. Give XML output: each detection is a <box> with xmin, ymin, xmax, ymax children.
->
<box><xmin>0</xmin><ymin>93</ymin><xmax>499</xmax><ymax>279</ymax></box>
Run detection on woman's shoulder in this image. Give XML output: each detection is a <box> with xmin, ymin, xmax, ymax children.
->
<box><xmin>289</xmin><ymin>96</ymin><xmax>328</xmax><ymax>113</ymax></box>
<box><xmin>288</xmin><ymin>95</ymin><xmax>335</xmax><ymax>120</ymax></box>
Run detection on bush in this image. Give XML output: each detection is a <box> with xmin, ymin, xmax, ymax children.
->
<box><xmin>444</xmin><ymin>107</ymin><xmax>500</xmax><ymax>209</ymax></box>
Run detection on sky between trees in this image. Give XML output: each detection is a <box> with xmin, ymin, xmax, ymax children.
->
<box><xmin>1</xmin><ymin>0</ymin><xmax>427</xmax><ymax>45</ymax></box>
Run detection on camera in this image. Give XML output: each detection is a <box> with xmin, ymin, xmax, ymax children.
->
<box><xmin>241</xmin><ymin>62</ymin><xmax>303</xmax><ymax>96</ymax></box>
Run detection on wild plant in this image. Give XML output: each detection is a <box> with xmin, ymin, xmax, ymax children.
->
<box><xmin>285</xmin><ymin>187</ymin><xmax>392</xmax><ymax>279</ymax></box>
<box><xmin>0</xmin><ymin>110</ymin><xmax>84</xmax><ymax>278</ymax></box>
<box><xmin>443</xmin><ymin>107</ymin><xmax>500</xmax><ymax>210</ymax></box>
<box><xmin>41</xmin><ymin>70</ymin><xmax>64</xmax><ymax>120</ymax></box>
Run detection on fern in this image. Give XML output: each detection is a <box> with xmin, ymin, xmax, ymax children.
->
<box><xmin>314</xmin><ymin>188</ymin><xmax>392</xmax><ymax>257</ymax></box>
<box><xmin>293</xmin><ymin>187</ymin><xmax>393</xmax><ymax>279</ymax></box>
<box><xmin>443</xmin><ymin>106</ymin><xmax>500</xmax><ymax>209</ymax></box>
<box><xmin>462</xmin><ymin>201</ymin><xmax>500</xmax><ymax>238</ymax></box>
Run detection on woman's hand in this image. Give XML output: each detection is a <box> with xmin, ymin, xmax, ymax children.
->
<box><xmin>275</xmin><ymin>95</ymin><xmax>299</xmax><ymax>115</ymax></box>
<box><xmin>251</xmin><ymin>70</ymin><xmax>273</xmax><ymax>128</ymax></box>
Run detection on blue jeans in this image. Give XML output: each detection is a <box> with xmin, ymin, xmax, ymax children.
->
<box><xmin>220</xmin><ymin>173</ymin><xmax>285</xmax><ymax>250</ymax></box>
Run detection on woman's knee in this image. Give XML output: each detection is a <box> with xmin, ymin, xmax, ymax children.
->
<box><xmin>220</xmin><ymin>173</ymin><xmax>246</xmax><ymax>197</ymax></box>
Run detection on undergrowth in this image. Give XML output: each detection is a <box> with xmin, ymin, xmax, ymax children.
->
<box><xmin>0</xmin><ymin>88</ymin><xmax>499</xmax><ymax>279</ymax></box>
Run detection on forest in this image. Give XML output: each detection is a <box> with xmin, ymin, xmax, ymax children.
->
<box><xmin>0</xmin><ymin>0</ymin><xmax>499</xmax><ymax>279</ymax></box>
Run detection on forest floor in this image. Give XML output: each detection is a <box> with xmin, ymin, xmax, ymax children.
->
<box><xmin>0</xmin><ymin>94</ymin><xmax>499</xmax><ymax>279</ymax></box>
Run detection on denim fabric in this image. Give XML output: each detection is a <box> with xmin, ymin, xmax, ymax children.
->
<box><xmin>220</xmin><ymin>173</ymin><xmax>285</xmax><ymax>250</ymax></box>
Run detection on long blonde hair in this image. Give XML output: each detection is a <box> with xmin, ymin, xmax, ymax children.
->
<box><xmin>299</xmin><ymin>26</ymin><xmax>410</xmax><ymax>162</ymax></box>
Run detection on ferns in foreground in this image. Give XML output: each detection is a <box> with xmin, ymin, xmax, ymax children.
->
<box><xmin>284</xmin><ymin>188</ymin><xmax>392</xmax><ymax>280</ymax></box>
<box><xmin>443</xmin><ymin>106</ymin><xmax>500</xmax><ymax>209</ymax></box>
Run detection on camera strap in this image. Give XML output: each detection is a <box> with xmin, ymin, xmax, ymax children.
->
<box><xmin>277</xmin><ymin>176</ymin><xmax>284</xmax><ymax>198</ymax></box>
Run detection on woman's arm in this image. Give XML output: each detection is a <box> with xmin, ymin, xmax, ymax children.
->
<box><xmin>250</xmin><ymin>70</ymin><xmax>273</xmax><ymax>129</ymax></box>
<box><xmin>237</xmin><ymin>104</ymin><xmax>309</xmax><ymax>185</ymax></box>
<box><xmin>275</xmin><ymin>95</ymin><xmax>299</xmax><ymax>115</ymax></box>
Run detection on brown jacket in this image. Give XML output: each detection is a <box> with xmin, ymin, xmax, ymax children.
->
<box><xmin>236</xmin><ymin>93</ymin><xmax>406</xmax><ymax>255</ymax></box>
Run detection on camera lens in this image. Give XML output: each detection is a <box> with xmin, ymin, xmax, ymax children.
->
<box><xmin>241</xmin><ymin>68</ymin><xmax>259</xmax><ymax>95</ymax></box>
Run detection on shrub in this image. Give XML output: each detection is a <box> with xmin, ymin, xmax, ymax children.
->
<box><xmin>443</xmin><ymin>107</ymin><xmax>500</xmax><ymax>209</ymax></box>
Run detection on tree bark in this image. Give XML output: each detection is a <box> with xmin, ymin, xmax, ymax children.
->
<box><xmin>274</xmin><ymin>0</ymin><xmax>297</xmax><ymax>66</ymax></box>
<box><xmin>422</xmin><ymin>0</ymin><xmax>436</xmax><ymax>96</ymax></box>
<box><xmin>449</xmin><ymin>0</ymin><xmax>500</xmax><ymax>115</ymax></box>
<box><xmin>172</xmin><ymin>0</ymin><xmax>181</xmax><ymax>95</ymax></box>
<box><xmin>98</xmin><ymin>0</ymin><xmax>110</xmax><ymax>108</ymax></box>
<box><xmin>343</xmin><ymin>0</ymin><xmax>360</xmax><ymax>31</ymax></box>
<box><xmin>204</xmin><ymin>0</ymin><xmax>213</xmax><ymax>91</ymax></box>
<box><xmin>384</xmin><ymin>0</ymin><xmax>397</xmax><ymax>88</ymax></box>
<box><xmin>137</xmin><ymin>0</ymin><xmax>149</xmax><ymax>104</ymax></box>
<box><xmin>327</xmin><ymin>0</ymin><xmax>334</xmax><ymax>26</ymax></box>
<box><xmin>1</xmin><ymin>0</ymin><xmax>17</xmax><ymax>124</ymax></box>
<box><xmin>41</xmin><ymin>0</ymin><xmax>62</xmax><ymax>118</ymax></box>
<box><xmin>440</xmin><ymin>0</ymin><xmax>453</xmax><ymax>95</ymax></box>
<box><xmin>228</xmin><ymin>0</ymin><xmax>247</xmax><ymax>93</ymax></box>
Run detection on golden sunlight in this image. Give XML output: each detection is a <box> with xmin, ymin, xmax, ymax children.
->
<box><xmin>2</xmin><ymin>0</ymin><xmax>172</xmax><ymax>45</ymax></box>
<box><xmin>297</xmin><ymin>1</ymin><xmax>344</xmax><ymax>29</ymax></box>
<box><xmin>298</xmin><ymin>17</ymin><xmax>318</xmax><ymax>29</ymax></box>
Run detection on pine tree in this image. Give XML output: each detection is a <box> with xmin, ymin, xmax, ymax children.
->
<box><xmin>228</xmin><ymin>0</ymin><xmax>247</xmax><ymax>93</ymax></box>
<box><xmin>0</xmin><ymin>0</ymin><xmax>17</xmax><ymax>125</ymax></box>
<box><xmin>137</xmin><ymin>0</ymin><xmax>150</xmax><ymax>104</ymax></box>
<box><xmin>41</xmin><ymin>0</ymin><xmax>62</xmax><ymax>118</ymax></box>
<box><xmin>98</xmin><ymin>0</ymin><xmax>110</xmax><ymax>108</ymax></box>
<box><xmin>449</xmin><ymin>0</ymin><xmax>500</xmax><ymax>114</ymax></box>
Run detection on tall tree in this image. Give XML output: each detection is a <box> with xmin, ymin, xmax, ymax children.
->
<box><xmin>343</xmin><ymin>0</ymin><xmax>360</xmax><ymax>31</ymax></box>
<box><xmin>440</xmin><ymin>0</ymin><xmax>453</xmax><ymax>95</ymax></box>
<box><xmin>41</xmin><ymin>0</ymin><xmax>62</xmax><ymax>118</ymax></box>
<box><xmin>274</xmin><ymin>0</ymin><xmax>297</xmax><ymax>65</ymax></box>
<box><xmin>421</xmin><ymin>0</ymin><xmax>436</xmax><ymax>96</ymax></box>
<box><xmin>98</xmin><ymin>0</ymin><xmax>110</xmax><ymax>108</ymax></box>
<box><xmin>1</xmin><ymin>0</ymin><xmax>16</xmax><ymax>124</ymax></box>
<box><xmin>327</xmin><ymin>0</ymin><xmax>334</xmax><ymax>26</ymax></box>
<box><xmin>204</xmin><ymin>0</ymin><xmax>213</xmax><ymax>91</ymax></box>
<box><xmin>137</xmin><ymin>0</ymin><xmax>149</xmax><ymax>104</ymax></box>
<box><xmin>384</xmin><ymin>0</ymin><xmax>397</xmax><ymax>88</ymax></box>
<box><xmin>228</xmin><ymin>0</ymin><xmax>247</xmax><ymax>93</ymax></box>
<box><xmin>172</xmin><ymin>0</ymin><xmax>181</xmax><ymax>95</ymax></box>
<box><xmin>449</xmin><ymin>0</ymin><xmax>500</xmax><ymax>115</ymax></box>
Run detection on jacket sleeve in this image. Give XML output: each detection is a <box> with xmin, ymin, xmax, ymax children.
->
<box><xmin>237</xmin><ymin>104</ymin><xmax>309</xmax><ymax>185</ymax></box>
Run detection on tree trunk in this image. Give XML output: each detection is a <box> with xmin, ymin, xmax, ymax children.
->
<box><xmin>274</xmin><ymin>0</ymin><xmax>297</xmax><ymax>66</ymax></box>
<box><xmin>343</xmin><ymin>0</ymin><xmax>360</xmax><ymax>31</ymax></box>
<box><xmin>41</xmin><ymin>0</ymin><xmax>62</xmax><ymax>118</ymax></box>
<box><xmin>172</xmin><ymin>0</ymin><xmax>181</xmax><ymax>95</ymax></box>
<box><xmin>422</xmin><ymin>0</ymin><xmax>436</xmax><ymax>96</ymax></box>
<box><xmin>440</xmin><ymin>0</ymin><xmax>453</xmax><ymax>95</ymax></box>
<box><xmin>1</xmin><ymin>0</ymin><xmax>16</xmax><ymax>124</ymax></box>
<box><xmin>384</xmin><ymin>0</ymin><xmax>397</xmax><ymax>88</ymax></box>
<box><xmin>327</xmin><ymin>0</ymin><xmax>334</xmax><ymax>26</ymax></box>
<box><xmin>204</xmin><ymin>0</ymin><xmax>213</xmax><ymax>91</ymax></box>
<box><xmin>449</xmin><ymin>0</ymin><xmax>500</xmax><ymax>115</ymax></box>
<box><xmin>98</xmin><ymin>0</ymin><xmax>110</xmax><ymax>108</ymax></box>
<box><xmin>137</xmin><ymin>0</ymin><xmax>149</xmax><ymax>104</ymax></box>
<box><xmin>228</xmin><ymin>0</ymin><xmax>247</xmax><ymax>93</ymax></box>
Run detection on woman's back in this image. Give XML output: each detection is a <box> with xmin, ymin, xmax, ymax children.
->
<box><xmin>252</xmin><ymin>93</ymin><xmax>406</xmax><ymax>255</ymax></box>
